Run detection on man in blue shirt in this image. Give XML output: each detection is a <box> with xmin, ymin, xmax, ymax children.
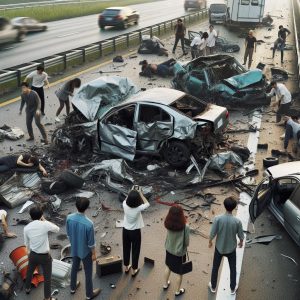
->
<box><xmin>66</xmin><ymin>198</ymin><xmax>101</xmax><ymax>300</ymax></box>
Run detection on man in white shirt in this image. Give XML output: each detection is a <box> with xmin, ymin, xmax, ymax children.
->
<box><xmin>206</xmin><ymin>25</ymin><xmax>218</xmax><ymax>55</ymax></box>
<box><xmin>267</xmin><ymin>81</ymin><xmax>292</xmax><ymax>123</ymax></box>
<box><xmin>24</xmin><ymin>205</ymin><xmax>59</xmax><ymax>300</ymax></box>
<box><xmin>190</xmin><ymin>32</ymin><xmax>208</xmax><ymax>59</ymax></box>
<box><xmin>25</xmin><ymin>65</ymin><xmax>49</xmax><ymax>116</ymax></box>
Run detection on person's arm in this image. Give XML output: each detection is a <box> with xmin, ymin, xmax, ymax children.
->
<box><xmin>38</xmin><ymin>163</ymin><xmax>48</xmax><ymax>177</ymax></box>
<box><xmin>237</xmin><ymin>220</ymin><xmax>244</xmax><ymax>248</ymax></box>
<box><xmin>17</xmin><ymin>155</ymin><xmax>34</xmax><ymax>167</ymax></box>
<box><xmin>214</xmin><ymin>29</ymin><xmax>218</xmax><ymax>38</ymax></box>
<box><xmin>19</xmin><ymin>95</ymin><xmax>25</xmax><ymax>115</ymax></box>
<box><xmin>185</xmin><ymin>225</ymin><xmax>190</xmax><ymax>247</ymax></box>
<box><xmin>35</xmin><ymin>93</ymin><xmax>41</xmax><ymax>112</ymax></box>
<box><xmin>43</xmin><ymin>217</ymin><xmax>60</xmax><ymax>233</ymax></box>
<box><xmin>44</xmin><ymin>74</ymin><xmax>50</xmax><ymax>89</ymax></box>
<box><xmin>24</xmin><ymin>230</ymin><xmax>30</xmax><ymax>253</ymax></box>
<box><xmin>244</xmin><ymin>37</ymin><xmax>247</xmax><ymax>48</ymax></box>
<box><xmin>284</xmin><ymin>123</ymin><xmax>293</xmax><ymax>150</ymax></box>
<box><xmin>174</xmin><ymin>24</ymin><xmax>177</xmax><ymax>34</ymax></box>
<box><xmin>87</xmin><ymin>225</ymin><xmax>96</xmax><ymax>261</ymax></box>
<box><xmin>190</xmin><ymin>38</ymin><xmax>196</xmax><ymax>47</ymax></box>
<box><xmin>208</xmin><ymin>217</ymin><xmax>218</xmax><ymax>248</ymax></box>
<box><xmin>286</xmin><ymin>28</ymin><xmax>291</xmax><ymax>36</ymax></box>
<box><xmin>138</xmin><ymin>190</ymin><xmax>150</xmax><ymax>211</ymax></box>
<box><xmin>1</xmin><ymin>214</ymin><xmax>17</xmax><ymax>238</ymax></box>
<box><xmin>24</xmin><ymin>72</ymin><xmax>33</xmax><ymax>83</ymax></box>
<box><xmin>254</xmin><ymin>38</ymin><xmax>257</xmax><ymax>52</ymax></box>
<box><xmin>183</xmin><ymin>25</ymin><xmax>186</xmax><ymax>36</ymax></box>
<box><xmin>267</xmin><ymin>88</ymin><xmax>276</xmax><ymax>98</ymax></box>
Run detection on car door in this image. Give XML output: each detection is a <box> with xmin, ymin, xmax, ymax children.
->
<box><xmin>249</xmin><ymin>176</ymin><xmax>273</xmax><ymax>223</ymax></box>
<box><xmin>98</xmin><ymin>104</ymin><xmax>137</xmax><ymax>160</ymax></box>
<box><xmin>283</xmin><ymin>183</ymin><xmax>300</xmax><ymax>245</ymax></box>
<box><xmin>135</xmin><ymin>104</ymin><xmax>174</xmax><ymax>152</ymax></box>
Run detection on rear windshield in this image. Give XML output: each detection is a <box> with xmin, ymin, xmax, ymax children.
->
<box><xmin>102</xmin><ymin>9</ymin><xmax>121</xmax><ymax>16</ymax></box>
<box><xmin>210</xmin><ymin>4</ymin><xmax>227</xmax><ymax>13</ymax></box>
<box><xmin>171</xmin><ymin>95</ymin><xmax>207</xmax><ymax>118</ymax></box>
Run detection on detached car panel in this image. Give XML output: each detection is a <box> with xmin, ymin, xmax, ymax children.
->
<box><xmin>249</xmin><ymin>161</ymin><xmax>300</xmax><ymax>246</ymax></box>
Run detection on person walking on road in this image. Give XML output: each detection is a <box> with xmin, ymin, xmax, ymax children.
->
<box><xmin>243</xmin><ymin>30</ymin><xmax>257</xmax><ymax>69</ymax></box>
<box><xmin>55</xmin><ymin>78</ymin><xmax>81</xmax><ymax>122</ymax></box>
<box><xmin>172</xmin><ymin>19</ymin><xmax>187</xmax><ymax>55</ymax></box>
<box><xmin>208</xmin><ymin>197</ymin><xmax>244</xmax><ymax>295</ymax></box>
<box><xmin>19</xmin><ymin>82</ymin><xmax>48</xmax><ymax>144</ymax></box>
<box><xmin>190</xmin><ymin>32</ymin><xmax>208</xmax><ymax>59</ymax></box>
<box><xmin>267</xmin><ymin>81</ymin><xmax>292</xmax><ymax>124</ymax></box>
<box><xmin>122</xmin><ymin>187</ymin><xmax>149</xmax><ymax>277</ymax></box>
<box><xmin>206</xmin><ymin>25</ymin><xmax>218</xmax><ymax>54</ymax></box>
<box><xmin>25</xmin><ymin>65</ymin><xmax>49</xmax><ymax>116</ymax></box>
<box><xmin>66</xmin><ymin>197</ymin><xmax>101</xmax><ymax>300</ymax></box>
<box><xmin>24</xmin><ymin>205</ymin><xmax>59</xmax><ymax>300</ymax></box>
<box><xmin>164</xmin><ymin>205</ymin><xmax>190</xmax><ymax>297</ymax></box>
<box><xmin>272</xmin><ymin>25</ymin><xmax>291</xmax><ymax>63</ymax></box>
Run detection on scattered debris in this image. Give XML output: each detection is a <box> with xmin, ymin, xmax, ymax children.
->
<box><xmin>246</xmin><ymin>234</ymin><xmax>282</xmax><ymax>245</ymax></box>
<box><xmin>280</xmin><ymin>253</ymin><xmax>298</xmax><ymax>266</ymax></box>
<box><xmin>0</xmin><ymin>125</ymin><xmax>24</xmax><ymax>142</ymax></box>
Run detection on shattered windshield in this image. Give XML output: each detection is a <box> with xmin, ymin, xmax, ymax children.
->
<box><xmin>210</xmin><ymin>4</ymin><xmax>227</xmax><ymax>13</ymax></box>
<box><xmin>208</xmin><ymin>62</ymin><xmax>244</xmax><ymax>85</ymax></box>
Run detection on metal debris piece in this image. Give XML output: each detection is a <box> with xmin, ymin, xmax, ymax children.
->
<box><xmin>280</xmin><ymin>253</ymin><xmax>298</xmax><ymax>266</ymax></box>
<box><xmin>246</xmin><ymin>234</ymin><xmax>282</xmax><ymax>245</ymax></box>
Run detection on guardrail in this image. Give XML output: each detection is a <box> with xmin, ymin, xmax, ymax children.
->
<box><xmin>0</xmin><ymin>9</ymin><xmax>208</xmax><ymax>96</ymax></box>
<box><xmin>292</xmin><ymin>0</ymin><xmax>300</xmax><ymax>87</ymax></box>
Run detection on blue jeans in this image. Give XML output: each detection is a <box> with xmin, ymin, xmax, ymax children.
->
<box><xmin>71</xmin><ymin>252</ymin><xmax>93</xmax><ymax>298</ymax></box>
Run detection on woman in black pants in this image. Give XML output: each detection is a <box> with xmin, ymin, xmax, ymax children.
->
<box><xmin>122</xmin><ymin>188</ymin><xmax>149</xmax><ymax>276</ymax></box>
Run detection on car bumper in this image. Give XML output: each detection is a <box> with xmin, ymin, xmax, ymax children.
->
<box><xmin>99</xmin><ymin>21</ymin><xmax>123</xmax><ymax>27</ymax></box>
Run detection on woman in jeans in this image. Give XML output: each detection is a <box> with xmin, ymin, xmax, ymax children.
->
<box><xmin>55</xmin><ymin>78</ymin><xmax>81</xmax><ymax>122</ymax></box>
<box><xmin>164</xmin><ymin>205</ymin><xmax>190</xmax><ymax>296</ymax></box>
<box><xmin>122</xmin><ymin>188</ymin><xmax>149</xmax><ymax>276</ymax></box>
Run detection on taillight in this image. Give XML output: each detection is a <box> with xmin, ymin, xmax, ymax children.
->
<box><xmin>225</xmin><ymin>110</ymin><xmax>229</xmax><ymax>119</ymax></box>
<box><xmin>115</xmin><ymin>15</ymin><xmax>123</xmax><ymax>20</ymax></box>
<box><xmin>99</xmin><ymin>15</ymin><xmax>104</xmax><ymax>20</ymax></box>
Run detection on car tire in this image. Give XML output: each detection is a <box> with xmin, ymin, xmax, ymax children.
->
<box><xmin>163</xmin><ymin>141</ymin><xmax>191</xmax><ymax>168</ymax></box>
<box><xmin>122</xmin><ymin>21</ymin><xmax>128</xmax><ymax>29</ymax></box>
<box><xmin>59</xmin><ymin>170</ymin><xmax>84</xmax><ymax>188</ymax></box>
<box><xmin>263</xmin><ymin>157</ymin><xmax>279</xmax><ymax>168</ymax></box>
<box><xmin>42</xmin><ymin>180</ymin><xmax>69</xmax><ymax>195</ymax></box>
<box><xmin>16</xmin><ymin>33</ymin><xmax>25</xmax><ymax>42</ymax></box>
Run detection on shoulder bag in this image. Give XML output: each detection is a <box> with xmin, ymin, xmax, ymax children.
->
<box><xmin>180</xmin><ymin>226</ymin><xmax>193</xmax><ymax>275</ymax></box>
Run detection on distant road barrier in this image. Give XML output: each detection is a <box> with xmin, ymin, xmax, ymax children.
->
<box><xmin>292</xmin><ymin>0</ymin><xmax>300</xmax><ymax>87</ymax></box>
<box><xmin>0</xmin><ymin>9</ymin><xmax>208</xmax><ymax>97</ymax></box>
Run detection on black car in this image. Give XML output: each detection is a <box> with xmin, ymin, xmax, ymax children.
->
<box><xmin>98</xmin><ymin>7</ymin><xmax>139</xmax><ymax>30</ymax></box>
<box><xmin>186</xmin><ymin>31</ymin><xmax>240</xmax><ymax>53</ymax></box>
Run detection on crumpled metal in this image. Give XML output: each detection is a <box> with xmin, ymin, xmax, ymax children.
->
<box><xmin>208</xmin><ymin>151</ymin><xmax>243</xmax><ymax>172</ymax></box>
<box><xmin>0</xmin><ymin>126</ymin><xmax>25</xmax><ymax>141</ymax></box>
<box><xmin>223</xmin><ymin>70</ymin><xmax>263</xmax><ymax>89</ymax></box>
<box><xmin>72</xmin><ymin>76</ymin><xmax>138</xmax><ymax>121</ymax></box>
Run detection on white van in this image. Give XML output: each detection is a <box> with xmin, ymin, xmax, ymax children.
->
<box><xmin>226</xmin><ymin>0</ymin><xmax>265</xmax><ymax>23</ymax></box>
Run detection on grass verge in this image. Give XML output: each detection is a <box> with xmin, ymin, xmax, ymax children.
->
<box><xmin>1</xmin><ymin>0</ymin><xmax>159</xmax><ymax>22</ymax></box>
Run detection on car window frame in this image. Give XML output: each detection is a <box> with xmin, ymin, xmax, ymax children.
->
<box><xmin>103</xmin><ymin>104</ymin><xmax>137</xmax><ymax>128</ymax></box>
<box><xmin>137</xmin><ymin>103</ymin><xmax>172</xmax><ymax>124</ymax></box>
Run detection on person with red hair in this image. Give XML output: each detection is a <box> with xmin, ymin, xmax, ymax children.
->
<box><xmin>163</xmin><ymin>205</ymin><xmax>190</xmax><ymax>297</ymax></box>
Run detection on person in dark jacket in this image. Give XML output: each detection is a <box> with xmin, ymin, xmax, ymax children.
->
<box><xmin>273</xmin><ymin>25</ymin><xmax>291</xmax><ymax>63</ymax></box>
<box><xmin>139</xmin><ymin>59</ymin><xmax>176</xmax><ymax>78</ymax></box>
<box><xmin>164</xmin><ymin>205</ymin><xmax>190</xmax><ymax>297</ymax></box>
<box><xmin>172</xmin><ymin>19</ymin><xmax>187</xmax><ymax>55</ymax></box>
<box><xmin>243</xmin><ymin>30</ymin><xmax>257</xmax><ymax>69</ymax></box>
<box><xmin>19</xmin><ymin>82</ymin><xmax>48</xmax><ymax>144</ymax></box>
<box><xmin>55</xmin><ymin>78</ymin><xmax>81</xmax><ymax>122</ymax></box>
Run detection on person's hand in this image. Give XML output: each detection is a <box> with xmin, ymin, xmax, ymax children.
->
<box><xmin>42</xmin><ymin>170</ymin><xmax>48</xmax><ymax>177</ymax></box>
<box><xmin>27</xmin><ymin>162</ymin><xmax>34</xmax><ymax>167</ymax></box>
<box><xmin>92</xmin><ymin>253</ymin><xmax>97</xmax><ymax>261</ymax></box>
<box><xmin>238</xmin><ymin>240</ymin><xmax>243</xmax><ymax>248</ymax></box>
<box><xmin>36</xmin><ymin>110</ymin><xmax>41</xmax><ymax>117</ymax></box>
<box><xmin>208</xmin><ymin>240</ymin><xmax>213</xmax><ymax>248</ymax></box>
<box><xmin>40</xmin><ymin>215</ymin><xmax>45</xmax><ymax>221</ymax></box>
<box><xmin>5</xmin><ymin>232</ymin><xmax>17</xmax><ymax>238</ymax></box>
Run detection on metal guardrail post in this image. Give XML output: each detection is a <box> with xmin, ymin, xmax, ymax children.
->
<box><xmin>126</xmin><ymin>34</ymin><xmax>129</xmax><ymax>47</ymax></box>
<box><xmin>292</xmin><ymin>0</ymin><xmax>300</xmax><ymax>86</ymax></box>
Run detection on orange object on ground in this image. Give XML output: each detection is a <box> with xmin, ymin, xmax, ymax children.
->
<box><xmin>9</xmin><ymin>245</ymin><xmax>44</xmax><ymax>287</ymax></box>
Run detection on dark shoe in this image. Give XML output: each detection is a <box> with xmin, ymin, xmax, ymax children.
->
<box><xmin>131</xmin><ymin>268</ymin><xmax>140</xmax><ymax>277</ymax></box>
<box><xmin>42</xmin><ymin>112</ymin><xmax>45</xmax><ymax>116</ymax></box>
<box><xmin>86</xmin><ymin>288</ymin><xmax>101</xmax><ymax>300</ymax></box>
<box><xmin>25</xmin><ymin>288</ymin><xmax>31</xmax><ymax>294</ymax></box>
<box><xmin>124</xmin><ymin>265</ymin><xmax>132</xmax><ymax>274</ymax></box>
<box><xmin>70</xmin><ymin>281</ymin><xmax>80</xmax><ymax>294</ymax></box>
<box><xmin>26</xmin><ymin>137</ymin><xmax>34</xmax><ymax>141</ymax></box>
<box><xmin>175</xmin><ymin>288</ymin><xmax>185</xmax><ymax>296</ymax></box>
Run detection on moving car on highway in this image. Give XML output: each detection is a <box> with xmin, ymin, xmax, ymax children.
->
<box><xmin>11</xmin><ymin>17</ymin><xmax>47</xmax><ymax>32</ymax></box>
<box><xmin>98</xmin><ymin>7</ymin><xmax>139</xmax><ymax>30</ymax></box>
<box><xmin>0</xmin><ymin>17</ymin><xmax>26</xmax><ymax>45</ymax></box>
<box><xmin>184</xmin><ymin>0</ymin><xmax>207</xmax><ymax>11</ymax></box>
<box><xmin>249</xmin><ymin>162</ymin><xmax>300</xmax><ymax>247</ymax></box>
<box><xmin>172</xmin><ymin>54</ymin><xmax>270</xmax><ymax>108</ymax></box>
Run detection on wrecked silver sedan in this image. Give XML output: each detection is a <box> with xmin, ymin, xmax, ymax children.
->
<box><xmin>98</xmin><ymin>87</ymin><xmax>229</xmax><ymax>168</ymax></box>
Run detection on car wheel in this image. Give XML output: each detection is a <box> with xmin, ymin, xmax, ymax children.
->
<box><xmin>59</xmin><ymin>170</ymin><xmax>84</xmax><ymax>188</ymax></box>
<box><xmin>16</xmin><ymin>33</ymin><xmax>25</xmax><ymax>42</ymax></box>
<box><xmin>163</xmin><ymin>141</ymin><xmax>191</xmax><ymax>168</ymax></box>
<box><xmin>263</xmin><ymin>157</ymin><xmax>279</xmax><ymax>168</ymax></box>
<box><xmin>100</xmin><ymin>25</ymin><xmax>105</xmax><ymax>30</ymax></box>
<box><xmin>122</xmin><ymin>21</ymin><xmax>128</xmax><ymax>29</ymax></box>
<box><xmin>134</xmin><ymin>18</ymin><xmax>139</xmax><ymax>25</ymax></box>
<box><xmin>225</xmin><ymin>47</ymin><xmax>235</xmax><ymax>53</ymax></box>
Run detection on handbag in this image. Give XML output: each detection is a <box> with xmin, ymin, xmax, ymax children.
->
<box><xmin>180</xmin><ymin>226</ymin><xmax>193</xmax><ymax>275</ymax></box>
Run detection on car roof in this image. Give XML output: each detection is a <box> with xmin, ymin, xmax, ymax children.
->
<box><xmin>104</xmin><ymin>7</ymin><xmax>126</xmax><ymax>10</ymax></box>
<box><xmin>117</xmin><ymin>88</ymin><xmax>185</xmax><ymax>106</ymax></box>
<box><xmin>267</xmin><ymin>161</ymin><xmax>300</xmax><ymax>179</ymax></box>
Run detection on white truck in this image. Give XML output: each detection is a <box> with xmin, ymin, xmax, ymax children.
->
<box><xmin>225</xmin><ymin>0</ymin><xmax>265</xmax><ymax>23</ymax></box>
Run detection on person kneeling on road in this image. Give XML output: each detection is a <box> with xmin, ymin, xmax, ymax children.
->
<box><xmin>139</xmin><ymin>59</ymin><xmax>176</xmax><ymax>78</ymax></box>
<box><xmin>0</xmin><ymin>154</ymin><xmax>48</xmax><ymax>176</ymax></box>
<box><xmin>282</xmin><ymin>116</ymin><xmax>300</xmax><ymax>152</ymax></box>
<box><xmin>267</xmin><ymin>81</ymin><xmax>292</xmax><ymax>124</ymax></box>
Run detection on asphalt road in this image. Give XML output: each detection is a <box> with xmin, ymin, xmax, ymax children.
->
<box><xmin>0</xmin><ymin>0</ymin><xmax>194</xmax><ymax>70</ymax></box>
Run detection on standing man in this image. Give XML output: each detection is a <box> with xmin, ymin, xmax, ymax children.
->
<box><xmin>274</xmin><ymin>25</ymin><xmax>291</xmax><ymax>63</ymax></box>
<box><xmin>243</xmin><ymin>30</ymin><xmax>257</xmax><ymax>69</ymax></box>
<box><xmin>172</xmin><ymin>19</ymin><xmax>187</xmax><ymax>55</ymax></box>
<box><xmin>19</xmin><ymin>82</ymin><xmax>48</xmax><ymax>144</ymax></box>
<box><xmin>66</xmin><ymin>198</ymin><xmax>101</xmax><ymax>300</ymax></box>
<box><xmin>267</xmin><ymin>81</ymin><xmax>292</xmax><ymax>124</ymax></box>
<box><xmin>24</xmin><ymin>205</ymin><xmax>59</xmax><ymax>300</ymax></box>
<box><xmin>208</xmin><ymin>197</ymin><xmax>244</xmax><ymax>295</ymax></box>
<box><xmin>25</xmin><ymin>66</ymin><xmax>49</xmax><ymax>116</ymax></box>
<box><xmin>206</xmin><ymin>25</ymin><xmax>218</xmax><ymax>55</ymax></box>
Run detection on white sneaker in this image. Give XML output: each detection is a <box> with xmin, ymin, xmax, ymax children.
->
<box><xmin>208</xmin><ymin>282</ymin><xmax>216</xmax><ymax>293</ymax></box>
<box><xmin>231</xmin><ymin>286</ymin><xmax>238</xmax><ymax>295</ymax></box>
<box><xmin>280</xmin><ymin>133</ymin><xmax>285</xmax><ymax>140</ymax></box>
<box><xmin>55</xmin><ymin>117</ymin><xmax>60</xmax><ymax>122</ymax></box>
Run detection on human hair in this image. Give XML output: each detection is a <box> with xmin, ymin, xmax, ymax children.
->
<box><xmin>76</xmin><ymin>197</ymin><xmax>90</xmax><ymax>213</ymax></box>
<box><xmin>209</xmin><ymin>24</ymin><xmax>214</xmax><ymax>28</ymax></box>
<box><xmin>202</xmin><ymin>32</ymin><xmax>209</xmax><ymax>39</ymax></box>
<box><xmin>126</xmin><ymin>190</ymin><xmax>142</xmax><ymax>208</ymax></box>
<box><xmin>224</xmin><ymin>197</ymin><xmax>237</xmax><ymax>212</ymax></box>
<box><xmin>71</xmin><ymin>78</ymin><xmax>81</xmax><ymax>89</ymax></box>
<box><xmin>270</xmin><ymin>80</ymin><xmax>277</xmax><ymax>87</ymax></box>
<box><xmin>29</xmin><ymin>205</ymin><xmax>43</xmax><ymax>220</ymax></box>
<box><xmin>279</xmin><ymin>25</ymin><xmax>283</xmax><ymax>29</ymax></box>
<box><xmin>21</xmin><ymin>82</ymin><xmax>29</xmax><ymax>88</ymax></box>
<box><xmin>177</xmin><ymin>18</ymin><xmax>182</xmax><ymax>22</ymax></box>
<box><xmin>29</xmin><ymin>155</ymin><xmax>39</xmax><ymax>166</ymax></box>
<box><xmin>164</xmin><ymin>205</ymin><xmax>186</xmax><ymax>231</ymax></box>
<box><xmin>249</xmin><ymin>30</ymin><xmax>253</xmax><ymax>34</ymax></box>
<box><xmin>291</xmin><ymin>115</ymin><xmax>299</xmax><ymax>121</ymax></box>
<box><xmin>36</xmin><ymin>65</ymin><xmax>44</xmax><ymax>72</ymax></box>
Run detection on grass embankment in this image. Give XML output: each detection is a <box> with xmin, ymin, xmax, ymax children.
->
<box><xmin>1</xmin><ymin>0</ymin><xmax>159</xmax><ymax>22</ymax></box>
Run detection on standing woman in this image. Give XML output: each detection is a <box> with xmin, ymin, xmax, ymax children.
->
<box><xmin>164</xmin><ymin>205</ymin><xmax>190</xmax><ymax>297</ymax></box>
<box><xmin>122</xmin><ymin>188</ymin><xmax>150</xmax><ymax>276</ymax></box>
<box><xmin>55</xmin><ymin>78</ymin><xmax>81</xmax><ymax>122</ymax></box>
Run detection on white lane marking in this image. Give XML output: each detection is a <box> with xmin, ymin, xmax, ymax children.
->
<box><xmin>215</xmin><ymin>112</ymin><xmax>262</xmax><ymax>300</ymax></box>
<box><xmin>56</xmin><ymin>31</ymin><xmax>80</xmax><ymax>38</ymax></box>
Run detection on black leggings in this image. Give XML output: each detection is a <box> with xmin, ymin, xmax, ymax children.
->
<box><xmin>56</xmin><ymin>99</ymin><xmax>70</xmax><ymax>117</ymax></box>
<box><xmin>122</xmin><ymin>228</ymin><xmax>141</xmax><ymax>270</ymax></box>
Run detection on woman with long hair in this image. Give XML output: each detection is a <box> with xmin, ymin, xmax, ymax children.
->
<box><xmin>164</xmin><ymin>205</ymin><xmax>190</xmax><ymax>296</ymax></box>
<box><xmin>55</xmin><ymin>78</ymin><xmax>81</xmax><ymax>122</ymax></box>
<box><xmin>122</xmin><ymin>188</ymin><xmax>149</xmax><ymax>276</ymax></box>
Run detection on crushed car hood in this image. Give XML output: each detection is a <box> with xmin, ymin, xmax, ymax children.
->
<box><xmin>222</xmin><ymin>70</ymin><xmax>263</xmax><ymax>90</ymax></box>
<box><xmin>72</xmin><ymin>76</ymin><xmax>138</xmax><ymax>121</ymax></box>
